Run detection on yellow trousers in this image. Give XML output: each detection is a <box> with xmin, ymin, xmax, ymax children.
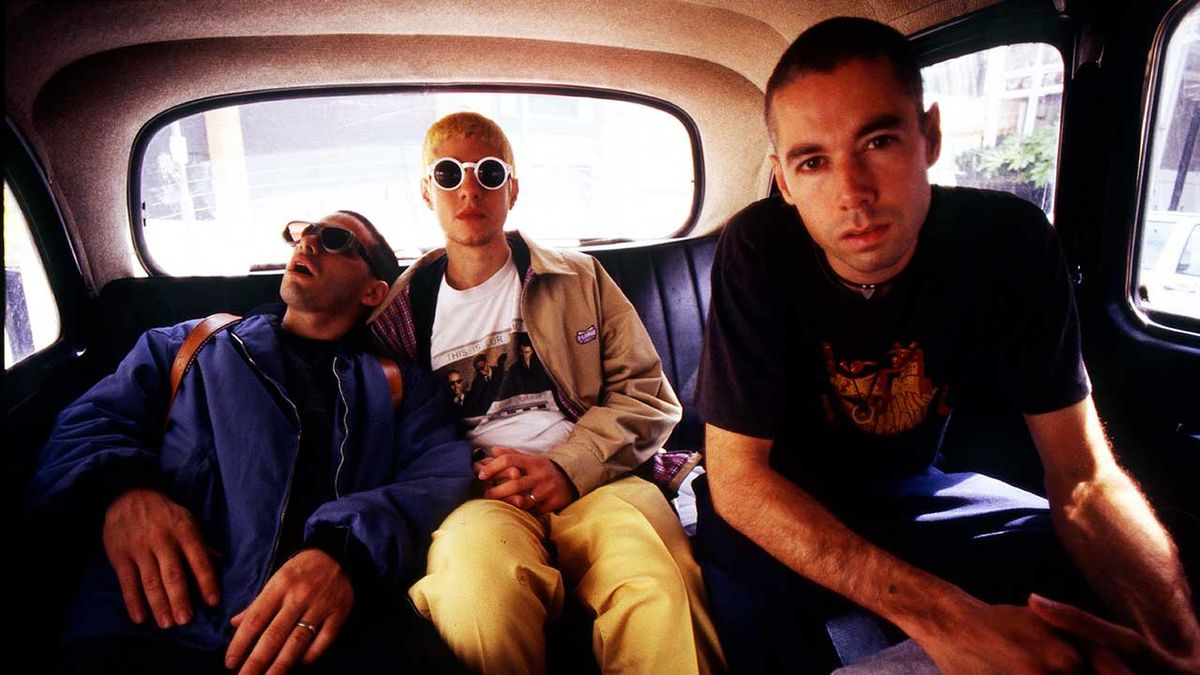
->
<box><xmin>409</xmin><ymin>476</ymin><xmax>725</xmax><ymax>675</ymax></box>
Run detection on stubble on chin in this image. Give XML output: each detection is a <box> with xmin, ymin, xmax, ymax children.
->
<box><xmin>279</xmin><ymin>277</ymin><xmax>301</xmax><ymax>307</ymax></box>
<box><xmin>447</xmin><ymin>224</ymin><xmax>505</xmax><ymax>249</ymax></box>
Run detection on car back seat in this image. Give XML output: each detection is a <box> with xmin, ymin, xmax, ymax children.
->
<box><xmin>96</xmin><ymin>231</ymin><xmax>1039</xmax><ymax>485</ymax></box>
<box><xmin>88</xmin><ymin>232</ymin><xmax>1033</xmax><ymax>671</ymax></box>
<box><xmin>96</xmin><ymin>236</ymin><xmax>721</xmax><ymax>454</ymax></box>
<box><xmin>588</xmin><ymin>236</ymin><xmax>717</xmax><ymax>452</ymax></box>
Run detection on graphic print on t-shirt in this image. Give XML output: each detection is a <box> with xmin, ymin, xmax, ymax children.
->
<box><xmin>820</xmin><ymin>340</ymin><xmax>938</xmax><ymax>435</ymax></box>
<box><xmin>430</xmin><ymin>254</ymin><xmax>573</xmax><ymax>455</ymax></box>
<box><xmin>433</xmin><ymin>327</ymin><xmax>558</xmax><ymax>421</ymax></box>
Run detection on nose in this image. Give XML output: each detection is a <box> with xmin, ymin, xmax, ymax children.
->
<box><xmin>836</xmin><ymin>155</ymin><xmax>876</xmax><ymax>212</ymax></box>
<box><xmin>457</xmin><ymin>167</ymin><xmax>484</xmax><ymax>198</ymax></box>
<box><xmin>297</xmin><ymin>229</ymin><xmax>321</xmax><ymax>254</ymax></box>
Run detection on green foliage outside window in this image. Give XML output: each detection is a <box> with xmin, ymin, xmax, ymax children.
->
<box><xmin>955</xmin><ymin>125</ymin><xmax>1059</xmax><ymax>188</ymax></box>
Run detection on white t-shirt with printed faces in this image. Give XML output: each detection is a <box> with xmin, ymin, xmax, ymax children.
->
<box><xmin>430</xmin><ymin>252</ymin><xmax>574</xmax><ymax>455</ymax></box>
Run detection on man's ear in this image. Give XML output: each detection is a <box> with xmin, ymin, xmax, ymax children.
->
<box><xmin>361</xmin><ymin>279</ymin><xmax>390</xmax><ymax>309</ymax></box>
<box><xmin>770</xmin><ymin>155</ymin><xmax>796</xmax><ymax>206</ymax></box>
<box><xmin>421</xmin><ymin>177</ymin><xmax>433</xmax><ymax>210</ymax></box>
<box><xmin>508</xmin><ymin>177</ymin><xmax>519</xmax><ymax>210</ymax></box>
<box><xmin>922</xmin><ymin>102</ymin><xmax>942</xmax><ymax>167</ymax></box>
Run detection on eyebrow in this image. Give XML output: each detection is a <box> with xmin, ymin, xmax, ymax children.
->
<box><xmin>857</xmin><ymin>114</ymin><xmax>905</xmax><ymax>139</ymax></box>
<box><xmin>782</xmin><ymin>113</ymin><xmax>908</xmax><ymax>163</ymax></box>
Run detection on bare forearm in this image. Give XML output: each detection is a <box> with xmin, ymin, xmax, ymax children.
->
<box><xmin>1030</xmin><ymin>397</ymin><xmax>1200</xmax><ymax>655</ymax></box>
<box><xmin>1051</xmin><ymin>467</ymin><xmax>1199</xmax><ymax>652</ymax></box>
<box><xmin>705</xmin><ymin>424</ymin><xmax>1097</xmax><ymax>671</ymax></box>
<box><xmin>705</xmin><ymin>430</ymin><xmax>976</xmax><ymax>640</ymax></box>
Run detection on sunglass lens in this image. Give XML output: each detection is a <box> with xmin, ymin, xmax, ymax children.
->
<box><xmin>433</xmin><ymin>159</ymin><xmax>463</xmax><ymax>190</ymax></box>
<box><xmin>477</xmin><ymin>159</ymin><xmax>508</xmax><ymax>189</ymax></box>
<box><xmin>283</xmin><ymin>222</ymin><xmax>309</xmax><ymax>244</ymax></box>
<box><xmin>319</xmin><ymin>226</ymin><xmax>353</xmax><ymax>252</ymax></box>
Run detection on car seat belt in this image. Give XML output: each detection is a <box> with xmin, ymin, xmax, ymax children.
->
<box><xmin>165</xmin><ymin>313</ymin><xmax>403</xmax><ymax>431</ymax></box>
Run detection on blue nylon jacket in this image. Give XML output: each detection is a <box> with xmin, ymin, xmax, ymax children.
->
<box><xmin>27</xmin><ymin>314</ymin><xmax>473</xmax><ymax>650</ymax></box>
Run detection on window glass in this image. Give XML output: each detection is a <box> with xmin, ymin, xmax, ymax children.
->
<box><xmin>4</xmin><ymin>180</ymin><xmax>61</xmax><ymax>368</ymax></box>
<box><xmin>1178</xmin><ymin>225</ymin><xmax>1200</xmax><ymax>276</ymax></box>
<box><xmin>923</xmin><ymin>43</ymin><xmax>1064</xmax><ymax>217</ymax></box>
<box><xmin>1136</xmin><ymin>4</ymin><xmax>1200</xmax><ymax>322</ymax></box>
<box><xmin>137</xmin><ymin>91</ymin><xmax>696</xmax><ymax>275</ymax></box>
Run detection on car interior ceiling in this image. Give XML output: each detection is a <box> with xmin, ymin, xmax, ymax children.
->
<box><xmin>6</xmin><ymin>0</ymin><xmax>1200</xmax><ymax>667</ymax></box>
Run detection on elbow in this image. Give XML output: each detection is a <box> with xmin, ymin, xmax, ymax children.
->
<box><xmin>1050</xmin><ymin>466</ymin><xmax>1134</xmax><ymax>526</ymax></box>
<box><xmin>703</xmin><ymin>423</ymin><xmax>774</xmax><ymax>526</ymax></box>
<box><xmin>1055</xmin><ymin>476</ymin><xmax>1102</xmax><ymax>525</ymax></box>
<box><xmin>705</xmin><ymin>453</ymin><xmax>752</xmax><ymax>524</ymax></box>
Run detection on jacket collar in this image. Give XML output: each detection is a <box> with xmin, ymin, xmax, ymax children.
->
<box><xmin>513</xmin><ymin>230</ymin><xmax>575</xmax><ymax>276</ymax></box>
<box><xmin>230</xmin><ymin>313</ymin><xmax>365</xmax><ymax>371</ymax></box>
<box><xmin>369</xmin><ymin>229</ymin><xmax>573</xmax><ymax>323</ymax></box>
<box><xmin>227</xmin><ymin>314</ymin><xmax>288</xmax><ymax>385</ymax></box>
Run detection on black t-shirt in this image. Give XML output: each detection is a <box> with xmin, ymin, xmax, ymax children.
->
<box><xmin>696</xmin><ymin>186</ymin><xmax>1090</xmax><ymax>488</ymax></box>
<box><xmin>272</xmin><ymin>325</ymin><xmax>377</xmax><ymax>593</ymax></box>
<box><xmin>275</xmin><ymin>327</ymin><xmax>341</xmax><ymax>568</ymax></box>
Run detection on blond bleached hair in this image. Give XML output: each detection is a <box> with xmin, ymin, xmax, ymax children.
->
<box><xmin>422</xmin><ymin>112</ymin><xmax>516</xmax><ymax>173</ymax></box>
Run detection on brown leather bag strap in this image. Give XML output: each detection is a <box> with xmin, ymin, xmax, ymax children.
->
<box><xmin>165</xmin><ymin>313</ymin><xmax>403</xmax><ymax>431</ymax></box>
<box><xmin>166</xmin><ymin>313</ymin><xmax>243</xmax><ymax>429</ymax></box>
<box><xmin>376</xmin><ymin>354</ymin><xmax>404</xmax><ymax>409</ymax></box>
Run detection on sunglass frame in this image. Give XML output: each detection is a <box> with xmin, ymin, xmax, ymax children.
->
<box><xmin>426</xmin><ymin>156</ymin><xmax>514</xmax><ymax>191</ymax></box>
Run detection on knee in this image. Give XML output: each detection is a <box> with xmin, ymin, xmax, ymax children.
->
<box><xmin>427</xmin><ymin>500</ymin><xmax>516</xmax><ymax>562</ymax></box>
<box><xmin>592</xmin><ymin>477</ymin><xmax>673</xmax><ymax>513</ymax></box>
<box><xmin>422</xmin><ymin>500</ymin><xmax>561</xmax><ymax>611</ymax></box>
<box><xmin>579</xmin><ymin>478</ymin><xmax>684</xmax><ymax>537</ymax></box>
<box><xmin>585</xmin><ymin>542</ymin><xmax>694</xmax><ymax>615</ymax></box>
<box><xmin>621</xmin><ymin>552</ymin><xmax>691</xmax><ymax>598</ymax></box>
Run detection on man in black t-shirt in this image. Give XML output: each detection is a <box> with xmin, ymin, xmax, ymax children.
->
<box><xmin>696</xmin><ymin>17</ymin><xmax>1200</xmax><ymax>674</ymax></box>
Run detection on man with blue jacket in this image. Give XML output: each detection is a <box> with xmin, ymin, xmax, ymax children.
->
<box><xmin>28</xmin><ymin>210</ymin><xmax>473</xmax><ymax>674</ymax></box>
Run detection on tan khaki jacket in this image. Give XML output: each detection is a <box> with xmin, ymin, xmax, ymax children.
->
<box><xmin>368</xmin><ymin>231</ymin><xmax>682</xmax><ymax>496</ymax></box>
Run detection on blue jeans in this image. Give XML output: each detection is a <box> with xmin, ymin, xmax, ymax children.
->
<box><xmin>693</xmin><ymin>467</ymin><xmax>1090</xmax><ymax>674</ymax></box>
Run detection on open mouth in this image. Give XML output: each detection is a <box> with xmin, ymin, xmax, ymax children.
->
<box><xmin>290</xmin><ymin>262</ymin><xmax>314</xmax><ymax>276</ymax></box>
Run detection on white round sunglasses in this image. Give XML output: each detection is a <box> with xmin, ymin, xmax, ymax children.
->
<box><xmin>426</xmin><ymin>156</ymin><xmax>514</xmax><ymax>191</ymax></box>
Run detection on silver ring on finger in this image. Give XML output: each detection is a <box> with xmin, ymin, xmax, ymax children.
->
<box><xmin>296</xmin><ymin>621</ymin><xmax>318</xmax><ymax>638</ymax></box>
<box><xmin>526</xmin><ymin>491</ymin><xmax>537</xmax><ymax>505</ymax></box>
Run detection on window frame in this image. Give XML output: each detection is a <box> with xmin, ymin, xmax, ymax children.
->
<box><xmin>4</xmin><ymin>178</ymin><xmax>62</xmax><ymax>368</ymax></box>
<box><xmin>3</xmin><ymin>117</ymin><xmax>90</xmax><ymax>406</ymax></box>
<box><xmin>1129</xmin><ymin>0</ymin><xmax>1200</xmax><ymax>338</ymax></box>
<box><xmin>127</xmin><ymin>84</ymin><xmax>706</xmax><ymax>277</ymax></box>
<box><xmin>909</xmin><ymin>3</ymin><xmax>1072</xmax><ymax>69</ymax></box>
<box><xmin>910</xmin><ymin>1</ymin><xmax>1072</xmax><ymax>215</ymax></box>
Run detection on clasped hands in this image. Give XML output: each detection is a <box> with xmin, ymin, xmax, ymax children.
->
<box><xmin>102</xmin><ymin>488</ymin><xmax>353</xmax><ymax>674</ymax></box>
<box><xmin>474</xmin><ymin>446</ymin><xmax>578</xmax><ymax>515</ymax></box>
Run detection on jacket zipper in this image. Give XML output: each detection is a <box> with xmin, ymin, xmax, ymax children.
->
<box><xmin>519</xmin><ymin>272</ymin><xmax>581</xmax><ymax>422</ymax></box>
<box><xmin>230</xmin><ymin>331</ymin><xmax>302</xmax><ymax>592</ymax></box>
<box><xmin>332</xmin><ymin>356</ymin><xmax>350</xmax><ymax>499</ymax></box>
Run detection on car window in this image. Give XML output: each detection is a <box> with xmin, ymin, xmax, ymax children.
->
<box><xmin>135</xmin><ymin>91</ymin><xmax>697</xmax><ymax>276</ymax></box>
<box><xmin>1136</xmin><ymin>2</ymin><xmax>1200</xmax><ymax>323</ymax></box>
<box><xmin>1178</xmin><ymin>224</ymin><xmax>1200</xmax><ymax>276</ymax></box>
<box><xmin>4</xmin><ymin>179</ymin><xmax>61</xmax><ymax>368</ymax></box>
<box><xmin>923</xmin><ymin>43</ymin><xmax>1063</xmax><ymax>217</ymax></box>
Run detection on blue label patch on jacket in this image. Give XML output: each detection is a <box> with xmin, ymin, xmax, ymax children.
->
<box><xmin>576</xmin><ymin>325</ymin><xmax>598</xmax><ymax>344</ymax></box>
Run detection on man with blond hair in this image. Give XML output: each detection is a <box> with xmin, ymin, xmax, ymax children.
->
<box><xmin>369</xmin><ymin>112</ymin><xmax>724</xmax><ymax>675</ymax></box>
